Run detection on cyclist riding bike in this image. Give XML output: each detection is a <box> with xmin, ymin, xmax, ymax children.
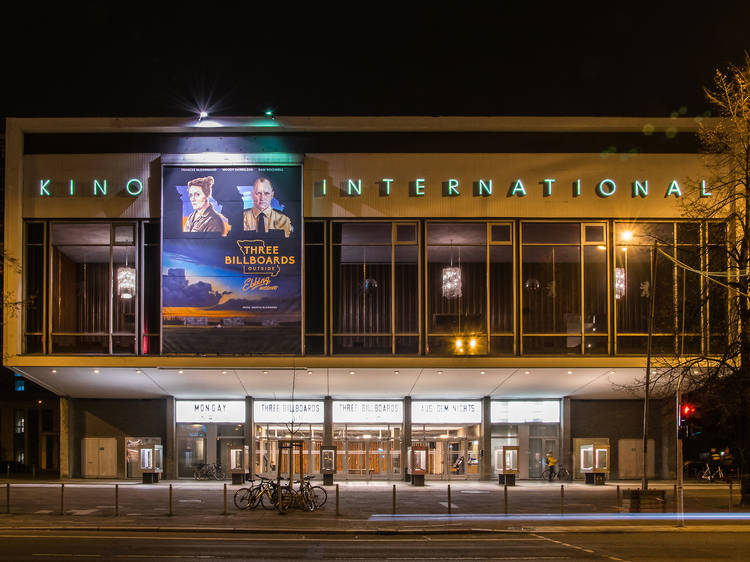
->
<box><xmin>544</xmin><ymin>451</ymin><xmax>557</xmax><ymax>481</ymax></box>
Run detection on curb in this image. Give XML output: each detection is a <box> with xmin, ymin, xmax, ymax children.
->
<box><xmin>3</xmin><ymin>523</ymin><xmax>750</xmax><ymax>535</ymax></box>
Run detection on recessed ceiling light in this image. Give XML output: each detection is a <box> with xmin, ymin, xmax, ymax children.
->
<box><xmin>93</xmin><ymin>369</ymin><xmax>100</xmax><ymax>374</ymax></box>
<box><xmin>307</xmin><ymin>370</ymin><xmax>313</xmax><ymax>375</ymax></box>
<box><xmin>349</xmin><ymin>371</ymin><xmax>355</xmax><ymax>375</ymax></box>
<box><xmin>480</xmin><ymin>370</ymin><xmax>486</xmax><ymax>375</ymax></box>
<box><xmin>394</xmin><ymin>370</ymin><xmax>400</xmax><ymax>374</ymax></box>
<box><xmin>221</xmin><ymin>371</ymin><xmax>228</xmax><ymax>375</ymax></box>
<box><xmin>178</xmin><ymin>370</ymin><xmax>184</xmax><ymax>374</ymax></box>
<box><xmin>567</xmin><ymin>370</ymin><xmax>573</xmax><ymax>374</ymax></box>
<box><xmin>437</xmin><ymin>370</ymin><xmax>443</xmax><ymax>375</ymax></box>
<box><xmin>263</xmin><ymin>371</ymin><xmax>268</xmax><ymax>375</ymax></box>
<box><xmin>51</xmin><ymin>369</ymin><xmax>57</xmax><ymax>374</ymax></box>
<box><xmin>524</xmin><ymin>371</ymin><xmax>530</xmax><ymax>375</ymax></box>
<box><xmin>135</xmin><ymin>369</ymin><xmax>141</xmax><ymax>374</ymax></box>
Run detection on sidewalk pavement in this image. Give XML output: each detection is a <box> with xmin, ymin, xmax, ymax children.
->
<box><xmin>0</xmin><ymin>478</ymin><xmax>747</xmax><ymax>535</ymax></box>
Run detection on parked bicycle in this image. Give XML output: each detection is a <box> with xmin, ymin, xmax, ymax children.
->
<box><xmin>193</xmin><ymin>463</ymin><xmax>225</xmax><ymax>480</ymax></box>
<box><xmin>542</xmin><ymin>466</ymin><xmax>571</xmax><ymax>481</ymax></box>
<box><xmin>234</xmin><ymin>474</ymin><xmax>327</xmax><ymax>512</ymax></box>
<box><xmin>699</xmin><ymin>463</ymin><xmax>726</xmax><ymax>483</ymax></box>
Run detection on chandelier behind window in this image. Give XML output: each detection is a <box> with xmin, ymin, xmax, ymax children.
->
<box><xmin>117</xmin><ymin>253</ymin><xmax>136</xmax><ymax>300</ymax></box>
<box><xmin>441</xmin><ymin>242</ymin><xmax>462</xmax><ymax>299</ymax></box>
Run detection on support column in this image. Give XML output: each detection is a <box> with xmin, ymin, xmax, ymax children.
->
<box><xmin>245</xmin><ymin>397</ymin><xmax>253</xmax><ymax>477</ymax></box>
<box><xmin>324</xmin><ymin>396</ymin><xmax>333</xmax><ymax>446</ymax></box>
<box><xmin>403</xmin><ymin>396</ymin><xmax>411</xmax><ymax>481</ymax></box>
<box><xmin>561</xmin><ymin>397</ymin><xmax>572</xmax><ymax>475</ymax></box>
<box><xmin>59</xmin><ymin>397</ymin><xmax>72</xmax><ymax>479</ymax></box>
<box><xmin>481</xmin><ymin>396</ymin><xmax>492</xmax><ymax>480</ymax></box>
<box><xmin>165</xmin><ymin>397</ymin><xmax>177</xmax><ymax>480</ymax></box>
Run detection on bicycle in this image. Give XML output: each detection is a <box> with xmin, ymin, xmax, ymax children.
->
<box><xmin>541</xmin><ymin>466</ymin><xmax>571</xmax><ymax>481</ymax></box>
<box><xmin>193</xmin><ymin>463</ymin><xmax>226</xmax><ymax>480</ymax></box>
<box><xmin>699</xmin><ymin>463</ymin><xmax>725</xmax><ymax>483</ymax></box>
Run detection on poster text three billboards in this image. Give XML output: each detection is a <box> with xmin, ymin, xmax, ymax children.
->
<box><xmin>162</xmin><ymin>165</ymin><xmax>302</xmax><ymax>354</ymax></box>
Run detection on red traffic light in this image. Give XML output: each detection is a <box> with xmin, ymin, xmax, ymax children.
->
<box><xmin>681</xmin><ymin>403</ymin><xmax>696</xmax><ymax>418</ymax></box>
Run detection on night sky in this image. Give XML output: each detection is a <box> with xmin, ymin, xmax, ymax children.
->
<box><xmin>3</xmin><ymin>5</ymin><xmax>750</xmax><ymax>121</ymax></box>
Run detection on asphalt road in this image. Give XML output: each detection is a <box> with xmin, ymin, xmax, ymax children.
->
<box><xmin>0</xmin><ymin>529</ymin><xmax>747</xmax><ymax>561</ymax></box>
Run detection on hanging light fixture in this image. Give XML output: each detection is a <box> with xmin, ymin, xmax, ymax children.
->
<box><xmin>117</xmin><ymin>253</ymin><xmax>136</xmax><ymax>300</ymax></box>
<box><xmin>442</xmin><ymin>241</ymin><xmax>462</xmax><ymax>299</ymax></box>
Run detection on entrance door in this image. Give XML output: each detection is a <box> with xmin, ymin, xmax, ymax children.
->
<box><xmin>448</xmin><ymin>440</ymin><xmax>465</xmax><ymax>477</ymax></box>
<box><xmin>81</xmin><ymin>438</ymin><xmax>117</xmax><ymax>478</ymax></box>
<box><xmin>529</xmin><ymin>438</ymin><xmax>558</xmax><ymax>478</ymax></box>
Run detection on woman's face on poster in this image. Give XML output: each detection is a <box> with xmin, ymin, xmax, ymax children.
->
<box><xmin>189</xmin><ymin>185</ymin><xmax>209</xmax><ymax>211</ymax></box>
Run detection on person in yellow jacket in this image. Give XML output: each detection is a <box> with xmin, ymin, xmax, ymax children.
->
<box><xmin>545</xmin><ymin>451</ymin><xmax>557</xmax><ymax>481</ymax></box>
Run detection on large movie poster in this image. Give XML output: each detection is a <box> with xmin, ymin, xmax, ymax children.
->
<box><xmin>161</xmin><ymin>164</ymin><xmax>302</xmax><ymax>354</ymax></box>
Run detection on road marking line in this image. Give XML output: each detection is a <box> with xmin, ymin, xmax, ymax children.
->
<box><xmin>437</xmin><ymin>502</ymin><xmax>459</xmax><ymax>509</ymax></box>
<box><xmin>0</xmin><ymin>534</ymin><xmax>548</xmax><ymax>543</ymax></box>
<box><xmin>32</xmin><ymin>555</ymin><xmax>102</xmax><ymax>558</ymax></box>
<box><xmin>531</xmin><ymin>533</ymin><xmax>631</xmax><ymax>562</ymax></box>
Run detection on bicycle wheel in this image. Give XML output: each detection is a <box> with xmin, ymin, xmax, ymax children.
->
<box><xmin>234</xmin><ymin>487</ymin><xmax>251</xmax><ymax>510</ymax></box>
<box><xmin>558</xmin><ymin>469</ymin><xmax>571</xmax><ymax>481</ymax></box>
<box><xmin>215</xmin><ymin>467</ymin><xmax>226</xmax><ymax>480</ymax></box>
<box><xmin>541</xmin><ymin>468</ymin><xmax>551</xmax><ymax>480</ymax></box>
<box><xmin>311</xmin><ymin>486</ymin><xmax>327</xmax><ymax>509</ymax></box>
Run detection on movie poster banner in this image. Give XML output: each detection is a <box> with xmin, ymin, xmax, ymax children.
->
<box><xmin>161</xmin><ymin>164</ymin><xmax>302</xmax><ymax>354</ymax></box>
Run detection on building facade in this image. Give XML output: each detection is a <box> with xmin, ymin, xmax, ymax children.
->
<box><xmin>3</xmin><ymin>116</ymin><xmax>719</xmax><ymax>480</ymax></box>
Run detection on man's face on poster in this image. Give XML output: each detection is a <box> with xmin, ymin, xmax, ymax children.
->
<box><xmin>251</xmin><ymin>180</ymin><xmax>274</xmax><ymax>212</ymax></box>
<box><xmin>189</xmin><ymin>185</ymin><xmax>210</xmax><ymax>212</ymax></box>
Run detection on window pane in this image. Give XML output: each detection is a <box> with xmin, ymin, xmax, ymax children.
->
<box><xmin>305</xmin><ymin>245</ymin><xmax>325</xmax><ymax>333</ymax></box>
<box><xmin>491</xmin><ymin>224</ymin><xmax>511</xmax><ymax>242</ymax></box>
<box><xmin>305</xmin><ymin>221</ymin><xmax>325</xmax><ymax>244</ymax></box>
<box><xmin>427</xmin><ymin>223</ymin><xmax>485</xmax><ymax>245</ymax></box>
<box><xmin>395</xmin><ymin>245</ymin><xmax>419</xmax><ymax>333</ymax></box>
<box><xmin>522</xmin><ymin>245</ymin><xmax>580</xmax><ymax>334</ymax></box>
<box><xmin>114</xmin><ymin>224</ymin><xmax>135</xmax><ymax>244</ymax></box>
<box><xmin>583</xmin><ymin>246</ymin><xmax>607</xmax><ymax>334</ymax></box>
<box><xmin>51</xmin><ymin>245</ymin><xmax>110</xmax><ymax>334</ymax></box>
<box><xmin>332</xmin><ymin>245</ymin><xmax>392</xmax><ymax>334</ymax></box>
<box><xmin>143</xmin><ymin>221</ymin><xmax>161</xmax><ymax>245</ymax></box>
<box><xmin>396</xmin><ymin>224</ymin><xmax>416</xmax><ymax>242</ymax></box>
<box><xmin>427</xmin><ymin>245</ymin><xmax>486</xmax><ymax>334</ymax></box>
<box><xmin>26</xmin><ymin>222</ymin><xmax>44</xmax><ymax>244</ymax></box>
<box><xmin>113</xmin><ymin>246</ymin><xmax>136</xmax><ymax>334</ymax></box>
<box><xmin>52</xmin><ymin>223</ymin><xmax>110</xmax><ymax>245</ymax></box>
<box><xmin>523</xmin><ymin>223</ymin><xmax>580</xmax><ymax>244</ymax></box>
<box><xmin>616</xmin><ymin>223</ymin><xmax>673</xmax><ymax>245</ymax></box>
<box><xmin>143</xmin><ymin>245</ymin><xmax>160</xmax><ymax>339</ymax></box>
<box><xmin>676</xmin><ymin>247</ymin><xmax>701</xmax><ymax>334</ymax></box>
<box><xmin>677</xmin><ymin>223</ymin><xmax>700</xmax><ymax>245</ymax></box>
<box><xmin>584</xmin><ymin>225</ymin><xmax>605</xmax><ymax>243</ymax></box>
<box><xmin>333</xmin><ymin>223</ymin><xmax>391</xmax><ymax>244</ymax></box>
<box><xmin>24</xmin><ymin>244</ymin><xmax>45</xmax><ymax>334</ymax></box>
<box><xmin>615</xmin><ymin>246</ymin><xmax>651</xmax><ymax>333</ymax></box>
<box><xmin>490</xmin><ymin>246</ymin><xmax>513</xmax><ymax>333</ymax></box>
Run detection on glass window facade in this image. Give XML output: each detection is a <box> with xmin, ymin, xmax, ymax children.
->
<box><xmin>24</xmin><ymin>218</ymin><xmax>727</xmax><ymax>357</ymax></box>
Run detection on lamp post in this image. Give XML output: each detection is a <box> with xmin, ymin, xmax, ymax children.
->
<box><xmin>676</xmin><ymin>369</ymin><xmax>686</xmax><ymax>527</ymax></box>
<box><xmin>642</xmin><ymin>241</ymin><xmax>657</xmax><ymax>491</ymax></box>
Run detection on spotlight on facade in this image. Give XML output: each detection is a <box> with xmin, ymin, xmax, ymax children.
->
<box><xmin>469</xmin><ymin>338</ymin><xmax>477</xmax><ymax>349</ymax></box>
<box><xmin>455</xmin><ymin>338</ymin><xmax>463</xmax><ymax>349</ymax></box>
<box><xmin>199</xmin><ymin>111</ymin><xmax>208</xmax><ymax>120</ymax></box>
<box><xmin>117</xmin><ymin>266</ymin><xmax>136</xmax><ymax>299</ymax></box>
<box><xmin>265</xmin><ymin>109</ymin><xmax>275</xmax><ymax>118</ymax></box>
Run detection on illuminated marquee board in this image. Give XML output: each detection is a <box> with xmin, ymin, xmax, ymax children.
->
<box><xmin>176</xmin><ymin>400</ymin><xmax>245</xmax><ymax>423</ymax></box>
<box><xmin>253</xmin><ymin>400</ymin><xmax>324</xmax><ymax>424</ymax></box>
<box><xmin>332</xmin><ymin>401</ymin><xmax>404</xmax><ymax>423</ymax></box>
<box><xmin>411</xmin><ymin>401</ymin><xmax>482</xmax><ymax>424</ymax></box>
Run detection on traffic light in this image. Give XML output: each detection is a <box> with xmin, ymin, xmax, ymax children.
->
<box><xmin>681</xmin><ymin>403</ymin><xmax>696</xmax><ymax>419</ymax></box>
<box><xmin>679</xmin><ymin>403</ymin><xmax>696</xmax><ymax>440</ymax></box>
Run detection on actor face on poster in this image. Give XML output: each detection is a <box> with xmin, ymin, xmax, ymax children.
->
<box><xmin>184</xmin><ymin>176</ymin><xmax>228</xmax><ymax>235</ymax></box>
<box><xmin>243</xmin><ymin>178</ymin><xmax>292</xmax><ymax>237</ymax></box>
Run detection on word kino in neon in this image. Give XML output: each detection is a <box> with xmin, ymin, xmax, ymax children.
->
<box><xmin>37</xmin><ymin>178</ymin><xmax>144</xmax><ymax>196</ymax></box>
<box><xmin>319</xmin><ymin>178</ymin><xmax>713</xmax><ymax>198</ymax></box>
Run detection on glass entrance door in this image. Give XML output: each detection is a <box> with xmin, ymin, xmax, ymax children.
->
<box><xmin>415</xmin><ymin>424</ymin><xmax>481</xmax><ymax>479</ymax></box>
<box><xmin>529</xmin><ymin>437</ymin><xmax>558</xmax><ymax>478</ymax></box>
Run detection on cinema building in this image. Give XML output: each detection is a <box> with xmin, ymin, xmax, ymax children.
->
<box><xmin>2</xmin><ymin>116</ymin><xmax>721</xmax><ymax>481</ymax></box>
